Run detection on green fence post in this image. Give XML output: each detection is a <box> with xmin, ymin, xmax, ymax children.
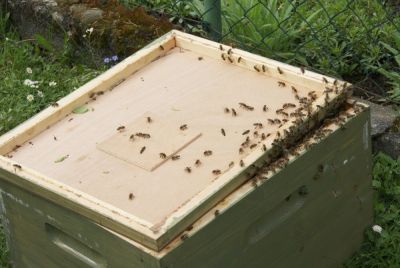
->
<box><xmin>204</xmin><ymin>0</ymin><xmax>222</xmax><ymax>41</ymax></box>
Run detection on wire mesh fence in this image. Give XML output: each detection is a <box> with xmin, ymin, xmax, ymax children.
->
<box><xmin>121</xmin><ymin>0</ymin><xmax>400</xmax><ymax>103</ymax></box>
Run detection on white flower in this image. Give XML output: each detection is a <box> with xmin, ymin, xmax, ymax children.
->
<box><xmin>26</xmin><ymin>67</ymin><xmax>32</xmax><ymax>74</ymax></box>
<box><xmin>86</xmin><ymin>27</ymin><xmax>94</xmax><ymax>34</ymax></box>
<box><xmin>5</xmin><ymin>37</ymin><xmax>9</xmax><ymax>41</ymax></box>
<box><xmin>372</xmin><ymin>224</ymin><xmax>383</xmax><ymax>234</ymax></box>
<box><xmin>49</xmin><ymin>81</ymin><xmax>57</xmax><ymax>87</ymax></box>
<box><xmin>26</xmin><ymin>94</ymin><xmax>34</xmax><ymax>102</ymax></box>
<box><xmin>82</xmin><ymin>34</ymin><xmax>87</xmax><ymax>38</ymax></box>
<box><xmin>37</xmin><ymin>90</ymin><xmax>44</xmax><ymax>98</ymax></box>
<box><xmin>23</xmin><ymin>79</ymin><xmax>39</xmax><ymax>88</ymax></box>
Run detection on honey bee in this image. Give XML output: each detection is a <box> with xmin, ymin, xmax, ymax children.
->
<box><xmin>322</xmin><ymin>77</ymin><xmax>328</xmax><ymax>84</ymax></box>
<box><xmin>253</xmin><ymin>123</ymin><xmax>263</xmax><ymax>128</ymax></box>
<box><xmin>300</xmin><ymin>66</ymin><xmax>305</xmax><ymax>74</ymax></box>
<box><xmin>240</xmin><ymin>160</ymin><xmax>245</xmax><ymax>167</ymax></box>
<box><xmin>224</xmin><ymin>107</ymin><xmax>230</xmax><ymax>113</ymax></box>
<box><xmin>274</xmin><ymin>119</ymin><xmax>281</xmax><ymax>124</ymax></box>
<box><xmin>185</xmin><ymin>167</ymin><xmax>192</xmax><ymax>173</ymax></box>
<box><xmin>117</xmin><ymin>126</ymin><xmax>125</xmax><ymax>132</ymax></box>
<box><xmin>261</xmin><ymin>133</ymin><xmax>266</xmax><ymax>140</ymax></box>
<box><xmin>147</xmin><ymin>117</ymin><xmax>152</xmax><ymax>123</ymax></box>
<box><xmin>242</xmin><ymin>130</ymin><xmax>250</xmax><ymax>135</ymax></box>
<box><xmin>181</xmin><ymin>234</ymin><xmax>189</xmax><ymax>241</ymax></box>
<box><xmin>276</xmin><ymin>131</ymin><xmax>281</xmax><ymax>138</ymax></box>
<box><xmin>129</xmin><ymin>134</ymin><xmax>135</xmax><ymax>141</ymax></box>
<box><xmin>159</xmin><ymin>153</ymin><xmax>167</xmax><ymax>159</ymax></box>
<box><xmin>253</xmin><ymin>131</ymin><xmax>259</xmax><ymax>137</ymax></box>
<box><xmin>51</xmin><ymin>102</ymin><xmax>59</xmax><ymax>107</ymax></box>
<box><xmin>278</xmin><ymin>81</ymin><xmax>286</xmax><ymax>87</ymax></box>
<box><xmin>89</xmin><ymin>92</ymin><xmax>96</xmax><ymax>99</ymax></box>
<box><xmin>283</xmin><ymin>103</ymin><xmax>296</xmax><ymax>109</ymax></box>
<box><xmin>239</xmin><ymin>102</ymin><xmax>254</xmax><ymax>111</ymax></box>
<box><xmin>212</xmin><ymin>169</ymin><xmax>221</xmax><ymax>175</ymax></box>
<box><xmin>221</xmin><ymin>53</ymin><xmax>226</xmax><ymax>61</ymax></box>
<box><xmin>282</xmin><ymin>119</ymin><xmax>289</xmax><ymax>123</ymax></box>
<box><xmin>136</xmin><ymin>133</ymin><xmax>151</xmax><ymax>138</ymax></box>
<box><xmin>228</xmin><ymin>56</ymin><xmax>234</xmax><ymax>63</ymax></box>
<box><xmin>267</xmin><ymin>119</ymin><xmax>275</xmax><ymax>124</ymax></box>
<box><xmin>277</xmin><ymin>67</ymin><xmax>283</xmax><ymax>74</ymax></box>
<box><xmin>263</xmin><ymin>105</ymin><xmax>268</xmax><ymax>112</ymax></box>
<box><xmin>262</xmin><ymin>144</ymin><xmax>267</xmax><ymax>152</ymax></box>
<box><xmin>53</xmin><ymin>135</ymin><xmax>57</xmax><ymax>141</ymax></box>
<box><xmin>96</xmin><ymin>91</ymin><xmax>104</xmax><ymax>96</ymax></box>
<box><xmin>262</xmin><ymin>65</ymin><xmax>266</xmax><ymax>72</ymax></box>
<box><xmin>160</xmin><ymin>45</ymin><xmax>165</xmax><ymax>50</ymax></box>
<box><xmin>219</xmin><ymin>44</ymin><xmax>224</xmax><ymax>51</ymax></box>
<box><xmin>281</xmin><ymin>111</ymin><xmax>289</xmax><ymax>117</ymax></box>
<box><xmin>333</xmin><ymin>79</ymin><xmax>338</xmax><ymax>86</ymax></box>
<box><xmin>227</xmin><ymin>48</ymin><xmax>233</xmax><ymax>55</ymax></box>
<box><xmin>276</xmin><ymin>108</ymin><xmax>284</xmax><ymax>114</ymax></box>
<box><xmin>180</xmin><ymin>124</ymin><xmax>188</xmax><ymax>131</ymax></box>
<box><xmin>195</xmin><ymin>159</ymin><xmax>202</xmax><ymax>167</ymax></box>
<box><xmin>140</xmin><ymin>146</ymin><xmax>146</xmax><ymax>154</ymax></box>
<box><xmin>13</xmin><ymin>164</ymin><xmax>22</xmax><ymax>170</ymax></box>
<box><xmin>232</xmin><ymin>108</ymin><xmax>237</xmax><ymax>117</ymax></box>
<box><xmin>204</xmin><ymin>150</ymin><xmax>213</xmax><ymax>156</ymax></box>
<box><xmin>239</xmin><ymin>148</ymin><xmax>244</xmax><ymax>154</ymax></box>
<box><xmin>250</xmin><ymin>144</ymin><xmax>257</xmax><ymax>149</ymax></box>
<box><xmin>172</xmin><ymin>155</ymin><xmax>180</xmax><ymax>160</ymax></box>
<box><xmin>221</xmin><ymin>128</ymin><xmax>226</xmax><ymax>136</ymax></box>
<box><xmin>214</xmin><ymin>210</ymin><xmax>220</xmax><ymax>217</ymax></box>
<box><xmin>129</xmin><ymin>193</ymin><xmax>134</xmax><ymax>200</ymax></box>
<box><xmin>229</xmin><ymin>161</ymin><xmax>234</xmax><ymax>168</ymax></box>
<box><xmin>198</xmin><ymin>56</ymin><xmax>203</xmax><ymax>61</ymax></box>
<box><xmin>324</xmin><ymin>87</ymin><xmax>333</xmax><ymax>94</ymax></box>
<box><xmin>236</xmin><ymin>56</ymin><xmax>242</xmax><ymax>63</ymax></box>
<box><xmin>291</xmin><ymin>86</ymin><xmax>298</xmax><ymax>94</ymax></box>
<box><xmin>254</xmin><ymin>65</ymin><xmax>261</xmax><ymax>72</ymax></box>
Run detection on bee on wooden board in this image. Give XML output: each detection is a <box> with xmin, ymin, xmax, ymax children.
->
<box><xmin>322</xmin><ymin>77</ymin><xmax>329</xmax><ymax>84</ymax></box>
<box><xmin>253</xmin><ymin>123</ymin><xmax>263</xmax><ymax>128</ymax></box>
<box><xmin>229</xmin><ymin>161</ymin><xmax>235</xmax><ymax>168</ymax></box>
<box><xmin>250</xmin><ymin>144</ymin><xmax>257</xmax><ymax>149</ymax></box>
<box><xmin>117</xmin><ymin>126</ymin><xmax>125</xmax><ymax>132</ymax></box>
<box><xmin>239</xmin><ymin>147</ymin><xmax>244</xmax><ymax>154</ymax></box>
<box><xmin>159</xmin><ymin>45</ymin><xmax>165</xmax><ymax>51</ymax></box>
<box><xmin>13</xmin><ymin>164</ymin><xmax>22</xmax><ymax>171</ymax></box>
<box><xmin>172</xmin><ymin>155</ymin><xmax>180</xmax><ymax>160</ymax></box>
<box><xmin>214</xmin><ymin>209</ymin><xmax>220</xmax><ymax>217</ymax></box>
<box><xmin>219</xmin><ymin>44</ymin><xmax>224</xmax><ymax>51</ymax></box>
<box><xmin>181</xmin><ymin>234</ymin><xmax>189</xmax><ymax>241</ymax></box>
<box><xmin>274</xmin><ymin>119</ymin><xmax>281</xmax><ymax>124</ymax></box>
<box><xmin>195</xmin><ymin>159</ymin><xmax>202</xmax><ymax>167</ymax></box>
<box><xmin>224</xmin><ymin>107</ymin><xmax>230</xmax><ymax>113</ymax></box>
<box><xmin>262</xmin><ymin>144</ymin><xmax>267</xmax><ymax>152</ymax></box>
<box><xmin>300</xmin><ymin>66</ymin><xmax>305</xmax><ymax>74</ymax></box>
<box><xmin>204</xmin><ymin>150</ymin><xmax>213</xmax><ymax>156</ymax></box>
<box><xmin>238</xmin><ymin>57</ymin><xmax>242</xmax><ymax>63</ymax></box>
<box><xmin>180</xmin><ymin>124</ymin><xmax>188</xmax><ymax>131</ymax></box>
<box><xmin>221</xmin><ymin>53</ymin><xmax>226</xmax><ymax>61</ymax></box>
<box><xmin>239</xmin><ymin>102</ymin><xmax>254</xmax><ymax>111</ymax></box>
<box><xmin>185</xmin><ymin>167</ymin><xmax>192</xmax><ymax>173</ymax></box>
<box><xmin>291</xmin><ymin>86</ymin><xmax>298</xmax><ymax>94</ymax></box>
<box><xmin>263</xmin><ymin>105</ymin><xmax>268</xmax><ymax>112</ymax></box>
<box><xmin>140</xmin><ymin>146</ymin><xmax>146</xmax><ymax>154</ymax></box>
<box><xmin>277</xmin><ymin>67</ymin><xmax>283</xmax><ymax>74</ymax></box>
<box><xmin>129</xmin><ymin>134</ymin><xmax>135</xmax><ymax>141</ymax></box>
<box><xmin>228</xmin><ymin>56</ymin><xmax>234</xmax><ymax>63</ymax></box>
<box><xmin>212</xmin><ymin>169</ymin><xmax>221</xmax><ymax>175</ymax></box>
<box><xmin>278</xmin><ymin>81</ymin><xmax>286</xmax><ymax>87</ymax></box>
<box><xmin>261</xmin><ymin>133</ymin><xmax>266</xmax><ymax>140</ymax></box>
<box><xmin>254</xmin><ymin>65</ymin><xmax>261</xmax><ymax>72</ymax></box>
<box><xmin>232</xmin><ymin>108</ymin><xmax>237</xmax><ymax>117</ymax></box>
<box><xmin>242</xmin><ymin>130</ymin><xmax>250</xmax><ymax>135</ymax></box>
<box><xmin>283</xmin><ymin>103</ymin><xmax>296</xmax><ymax>109</ymax></box>
<box><xmin>147</xmin><ymin>117</ymin><xmax>152</xmax><ymax>123</ymax></box>
<box><xmin>159</xmin><ymin>153</ymin><xmax>167</xmax><ymax>159</ymax></box>
<box><xmin>227</xmin><ymin>48</ymin><xmax>233</xmax><ymax>55</ymax></box>
<box><xmin>240</xmin><ymin>160</ymin><xmax>245</xmax><ymax>167</ymax></box>
<box><xmin>221</xmin><ymin>128</ymin><xmax>226</xmax><ymax>136</ymax></box>
<box><xmin>262</xmin><ymin>65</ymin><xmax>267</xmax><ymax>72</ymax></box>
<box><xmin>198</xmin><ymin>56</ymin><xmax>203</xmax><ymax>61</ymax></box>
<box><xmin>267</xmin><ymin>119</ymin><xmax>275</xmax><ymax>124</ymax></box>
<box><xmin>51</xmin><ymin>102</ymin><xmax>59</xmax><ymax>107</ymax></box>
<box><xmin>136</xmin><ymin>133</ymin><xmax>151</xmax><ymax>139</ymax></box>
<box><xmin>128</xmin><ymin>193</ymin><xmax>134</xmax><ymax>200</ymax></box>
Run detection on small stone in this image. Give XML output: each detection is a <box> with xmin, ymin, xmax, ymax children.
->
<box><xmin>81</xmin><ymin>8</ymin><xmax>104</xmax><ymax>25</ymax></box>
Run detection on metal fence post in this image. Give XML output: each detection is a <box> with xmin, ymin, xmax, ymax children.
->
<box><xmin>204</xmin><ymin>0</ymin><xmax>222</xmax><ymax>41</ymax></box>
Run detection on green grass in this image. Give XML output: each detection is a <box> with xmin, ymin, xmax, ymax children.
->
<box><xmin>1</xmin><ymin>7</ymin><xmax>400</xmax><ymax>267</ymax></box>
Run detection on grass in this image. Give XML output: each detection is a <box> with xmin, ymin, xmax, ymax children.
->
<box><xmin>0</xmin><ymin>7</ymin><xmax>400</xmax><ymax>267</ymax></box>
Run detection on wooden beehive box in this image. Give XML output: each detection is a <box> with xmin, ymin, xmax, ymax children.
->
<box><xmin>0</xmin><ymin>31</ymin><xmax>372</xmax><ymax>267</ymax></box>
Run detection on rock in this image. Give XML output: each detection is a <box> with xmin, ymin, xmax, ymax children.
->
<box><xmin>356</xmin><ymin>98</ymin><xmax>397</xmax><ymax>138</ymax></box>
<box><xmin>81</xmin><ymin>8</ymin><xmax>103</xmax><ymax>25</ymax></box>
<box><xmin>373</xmin><ymin>133</ymin><xmax>400</xmax><ymax>159</ymax></box>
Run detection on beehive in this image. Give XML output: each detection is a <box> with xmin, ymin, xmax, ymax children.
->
<box><xmin>0</xmin><ymin>31</ymin><xmax>372</xmax><ymax>267</ymax></box>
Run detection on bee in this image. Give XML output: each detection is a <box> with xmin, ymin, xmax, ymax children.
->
<box><xmin>261</xmin><ymin>133</ymin><xmax>266</xmax><ymax>140</ymax></box>
<box><xmin>253</xmin><ymin>131</ymin><xmax>259</xmax><ymax>137</ymax></box>
<box><xmin>276</xmin><ymin>108</ymin><xmax>284</xmax><ymax>114</ymax></box>
<box><xmin>240</xmin><ymin>160</ymin><xmax>245</xmax><ymax>167</ymax></box>
<box><xmin>136</xmin><ymin>133</ymin><xmax>151</xmax><ymax>138</ymax></box>
<box><xmin>263</xmin><ymin>105</ymin><xmax>268</xmax><ymax>112</ymax></box>
<box><xmin>89</xmin><ymin>92</ymin><xmax>96</xmax><ymax>99</ymax></box>
<box><xmin>300</xmin><ymin>66</ymin><xmax>305</xmax><ymax>74</ymax></box>
<box><xmin>53</xmin><ymin>135</ymin><xmax>57</xmax><ymax>141</ymax></box>
<box><xmin>238</xmin><ymin>57</ymin><xmax>242</xmax><ymax>63</ymax></box>
<box><xmin>117</xmin><ymin>126</ymin><xmax>125</xmax><ymax>132</ymax></box>
<box><xmin>180</xmin><ymin>124</ymin><xmax>188</xmax><ymax>131</ymax></box>
<box><xmin>232</xmin><ymin>108</ymin><xmax>237</xmax><ymax>117</ymax></box>
<box><xmin>324</xmin><ymin>87</ymin><xmax>333</xmax><ymax>94</ymax></box>
<box><xmin>254</xmin><ymin>65</ymin><xmax>261</xmax><ymax>72</ymax></box>
<box><xmin>283</xmin><ymin>103</ymin><xmax>296</xmax><ymax>109</ymax></box>
<box><xmin>147</xmin><ymin>117</ymin><xmax>152</xmax><ymax>123</ymax></box>
<box><xmin>212</xmin><ymin>169</ymin><xmax>221</xmax><ymax>175</ymax></box>
<box><xmin>181</xmin><ymin>234</ymin><xmax>189</xmax><ymax>241</ymax></box>
<box><xmin>214</xmin><ymin>210</ymin><xmax>220</xmax><ymax>217</ymax></box>
<box><xmin>160</xmin><ymin>45</ymin><xmax>165</xmax><ymax>50</ymax></box>
<box><xmin>333</xmin><ymin>79</ymin><xmax>338</xmax><ymax>86</ymax></box>
<box><xmin>278</xmin><ymin>81</ymin><xmax>286</xmax><ymax>87</ymax></box>
<box><xmin>51</xmin><ymin>102</ymin><xmax>59</xmax><ymax>107</ymax></box>
<box><xmin>221</xmin><ymin>53</ymin><xmax>226</xmax><ymax>61</ymax></box>
<box><xmin>291</xmin><ymin>86</ymin><xmax>298</xmax><ymax>94</ymax></box>
<box><xmin>322</xmin><ymin>77</ymin><xmax>328</xmax><ymax>84</ymax></box>
<box><xmin>250</xmin><ymin>144</ymin><xmax>257</xmax><ymax>149</ymax></box>
<box><xmin>204</xmin><ymin>150</ymin><xmax>213</xmax><ymax>156</ymax></box>
<box><xmin>276</xmin><ymin>131</ymin><xmax>281</xmax><ymax>138</ymax></box>
<box><xmin>195</xmin><ymin>159</ymin><xmax>202</xmax><ymax>167</ymax></box>
<box><xmin>227</xmin><ymin>48</ymin><xmax>233</xmax><ymax>55</ymax></box>
<box><xmin>159</xmin><ymin>153</ymin><xmax>167</xmax><ymax>159</ymax></box>
<box><xmin>274</xmin><ymin>119</ymin><xmax>281</xmax><ymax>124</ymax></box>
<box><xmin>242</xmin><ymin>130</ymin><xmax>250</xmax><ymax>135</ymax></box>
<box><xmin>239</xmin><ymin>102</ymin><xmax>254</xmax><ymax>111</ymax></box>
<box><xmin>277</xmin><ymin>67</ymin><xmax>283</xmax><ymax>74</ymax></box>
<box><xmin>239</xmin><ymin>147</ymin><xmax>244</xmax><ymax>154</ymax></box>
<box><xmin>282</xmin><ymin>119</ymin><xmax>289</xmax><ymax>123</ymax></box>
<box><xmin>267</xmin><ymin>119</ymin><xmax>275</xmax><ymax>124</ymax></box>
<box><xmin>171</xmin><ymin>155</ymin><xmax>180</xmax><ymax>160</ymax></box>
<box><xmin>140</xmin><ymin>146</ymin><xmax>146</xmax><ymax>154</ymax></box>
<box><xmin>13</xmin><ymin>164</ymin><xmax>22</xmax><ymax>170</ymax></box>
<box><xmin>262</xmin><ymin>65</ymin><xmax>266</xmax><ymax>72</ymax></box>
<box><xmin>96</xmin><ymin>91</ymin><xmax>104</xmax><ymax>96</ymax></box>
<box><xmin>198</xmin><ymin>56</ymin><xmax>203</xmax><ymax>61</ymax></box>
<box><xmin>280</xmin><ymin>111</ymin><xmax>289</xmax><ymax>117</ymax></box>
<box><xmin>219</xmin><ymin>44</ymin><xmax>224</xmax><ymax>51</ymax></box>
<box><xmin>253</xmin><ymin>123</ymin><xmax>263</xmax><ymax>128</ymax></box>
<box><xmin>262</xmin><ymin>144</ymin><xmax>267</xmax><ymax>152</ymax></box>
<box><xmin>228</xmin><ymin>56</ymin><xmax>234</xmax><ymax>63</ymax></box>
<box><xmin>128</xmin><ymin>193</ymin><xmax>134</xmax><ymax>200</ymax></box>
<box><xmin>129</xmin><ymin>134</ymin><xmax>135</xmax><ymax>141</ymax></box>
<box><xmin>185</xmin><ymin>167</ymin><xmax>192</xmax><ymax>173</ymax></box>
<box><xmin>224</xmin><ymin>107</ymin><xmax>230</xmax><ymax>113</ymax></box>
<box><xmin>221</xmin><ymin>128</ymin><xmax>226</xmax><ymax>136</ymax></box>
<box><xmin>229</xmin><ymin>161</ymin><xmax>234</xmax><ymax>168</ymax></box>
